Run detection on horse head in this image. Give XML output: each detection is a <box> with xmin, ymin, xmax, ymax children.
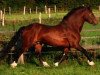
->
<box><xmin>83</xmin><ymin>6</ymin><xmax>98</xmax><ymax>25</ymax></box>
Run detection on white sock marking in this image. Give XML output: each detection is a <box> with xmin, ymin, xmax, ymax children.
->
<box><xmin>87</xmin><ymin>60</ymin><xmax>95</xmax><ymax>66</ymax></box>
<box><xmin>10</xmin><ymin>61</ymin><xmax>17</xmax><ymax>68</ymax></box>
<box><xmin>43</xmin><ymin>61</ymin><xmax>50</xmax><ymax>67</ymax></box>
<box><xmin>63</xmin><ymin>53</ymin><xmax>65</xmax><ymax>56</ymax></box>
<box><xmin>54</xmin><ymin>62</ymin><xmax>59</xmax><ymax>67</ymax></box>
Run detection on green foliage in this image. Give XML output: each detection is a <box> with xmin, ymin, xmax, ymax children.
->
<box><xmin>0</xmin><ymin>0</ymin><xmax>100</xmax><ymax>11</ymax></box>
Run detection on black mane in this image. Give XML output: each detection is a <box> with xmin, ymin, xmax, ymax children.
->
<box><xmin>63</xmin><ymin>6</ymin><xmax>89</xmax><ymax>20</ymax></box>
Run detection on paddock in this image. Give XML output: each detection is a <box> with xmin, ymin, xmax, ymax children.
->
<box><xmin>0</xmin><ymin>6</ymin><xmax>100</xmax><ymax>75</ymax></box>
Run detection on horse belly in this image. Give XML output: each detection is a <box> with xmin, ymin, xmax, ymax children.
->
<box><xmin>42</xmin><ymin>36</ymin><xmax>69</xmax><ymax>47</ymax></box>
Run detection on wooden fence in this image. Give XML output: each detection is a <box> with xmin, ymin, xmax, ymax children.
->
<box><xmin>0</xmin><ymin>5</ymin><xmax>100</xmax><ymax>14</ymax></box>
<box><xmin>0</xmin><ymin>5</ymin><xmax>100</xmax><ymax>27</ymax></box>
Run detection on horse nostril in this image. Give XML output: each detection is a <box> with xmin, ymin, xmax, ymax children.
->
<box><xmin>94</xmin><ymin>20</ymin><xmax>98</xmax><ymax>25</ymax></box>
<box><xmin>93</xmin><ymin>20</ymin><xmax>98</xmax><ymax>25</ymax></box>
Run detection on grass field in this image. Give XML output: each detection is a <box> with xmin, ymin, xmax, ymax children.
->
<box><xmin>0</xmin><ymin>11</ymin><xmax>100</xmax><ymax>75</ymax></box>
<box><xmin>0</xmin><ymin>60</ymin><xmax>100</xmax><ymax>75</ymax></box>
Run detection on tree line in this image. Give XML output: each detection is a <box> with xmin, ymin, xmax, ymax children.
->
<box><xmin>0</xmin><ymin>0</ymin><xmax>100</xmax><ymax>11</ymax></box>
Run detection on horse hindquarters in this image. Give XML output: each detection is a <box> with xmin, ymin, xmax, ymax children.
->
<box><xmin>0</xmin><ymin>26</ymin><xmax>24</xmax><ymax>62</ymax></box>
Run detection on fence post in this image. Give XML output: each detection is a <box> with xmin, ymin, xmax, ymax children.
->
<box><xmin>54</xmin><ymin>5</ymin><xmax>57</xmax><ymax>13</ymax></box>
<box><xmin>9</xmin><ymin>7</ymin><xmax>11</xmax><ymax>15</ymax></box>
<box><xmin>2</xmin><ymin>14</ymin><xmax>5</xmax><ymax>26</ymax></box>
<box><xmin>36</xmin><ymin>6</ymin><xmax>38</xmax><ymax>14</ymax></box>
<box><xmin>99</xmin><ymin>6</ymin><xmax>100</xmax><ymax>11</ymax></box>
<box><xmin>45</xmin><ymin>5</ymin><xmax>47</xmax><ymax>14</ymax></box>
<box><xmin>3</xmin><ymin>8</ymin><xmax>5</xmax><ymax>15</ymax></box>
<box><xmin>18</xmin><ymin>54</ymin><xmax>24</xmax><ymax>64</ymax></box>
<box><xmin>39</xmin><ymin>12</ymin><xmax>42</xmax><ymax>23</ymax></box>
<box><xmin>48</xmin><ymin>8</ymin><xmax>51</xmax><ymax>18</ymax></box>
<box><xmin>0</xmin><ymin>10</ymin><xmax>2</xmax><ymax>20</ymax></box>
<box><xmin>29</xmin><ymin>8</ymin><xmax>31</xmax><ymax>14</ymax></box>
<box><xmin>23</xmin><ymin>6</ymin><xmax>26</xmax><ymax>15</ymax></box>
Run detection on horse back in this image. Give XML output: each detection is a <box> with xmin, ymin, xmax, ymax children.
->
<box><xmin>21</xmin><ymin>23</ymin><xmax>68</xmax><ymax>46</ymax></box>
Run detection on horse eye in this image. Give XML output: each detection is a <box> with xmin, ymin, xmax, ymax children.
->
<box><xmin>89</xmin><ymin>13</ymin><xmax>93</xmax><ymax>17</ymax></box>
<box><xmin>89</xmin><ymin>13</ymin><xmax>92</xmax><ymax>16</ymax></box>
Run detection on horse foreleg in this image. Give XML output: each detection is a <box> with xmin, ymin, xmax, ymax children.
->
<box><xmin>70</xmin><ymin>51</ymin><xmax>82</xmax><ymax>65</ymax></box>
<box><xmin>54</xmin><ymin>48</ymin><xmax>69</xmax><ymax>67</ymax></box>
<box><xmin>76</xmin><ymin>45</ymin><xmax>95</xmax><ymax>66</ymax></box>
<box><xmin>35</xmin><ymin>43</ymin><xmax>50</xmax><ymax>67</ymax></box>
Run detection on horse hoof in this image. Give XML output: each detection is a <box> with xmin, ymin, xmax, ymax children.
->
<box><xmin>43</xmin><ymin>61</ymin><xmax>50</xmax><ymax>67</ymax></box>
<box><xmin>54</xmin><ymin>62</ymin><xmax>59</xmax><ymax>67</ymax></box>
<box><xmin>10</xmin><ymin>61</ymin><xmax>17</xmax><ymax>68</ymax></box>
<box><xmin>87</xmin><ymin>60</ymin><xmax>95</xmax><ymax>66</ymax></box>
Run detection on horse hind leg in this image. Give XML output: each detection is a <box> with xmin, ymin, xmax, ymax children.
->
<box><xmin>10</xmin><ymin>47</ymin><xmax>28</xmax><ymax>68</ymax></box>
<box><xmin>34</xmin><ymin>43</ymin><xmax>50</xmax><ymax>67</ymax></box>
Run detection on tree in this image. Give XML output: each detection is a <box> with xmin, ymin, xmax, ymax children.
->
<box><xmin>0</xmin><ymin>0</ymin><xmax>100</xmax><ymax>10</ymax></box>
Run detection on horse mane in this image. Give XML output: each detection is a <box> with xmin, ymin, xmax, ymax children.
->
<box><xmin>62</xmin><ymin>6</ymin><xmax>89</xmax><ymax>20</ymax></box>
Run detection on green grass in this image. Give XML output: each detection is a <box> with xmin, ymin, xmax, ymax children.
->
<box><xmin>5</xmin><ymin>13</ymin><xmax>65</xmax><ymax>21</ymax></box>
<box><xmin>0</xmin><ymin>13</ymin><xmax>66</xmax><ymax>31</ymax></box>
<box><xmin>0</xmin><ymin>60</ymin><xmax>100</xmax><ymax>75</ymax></box>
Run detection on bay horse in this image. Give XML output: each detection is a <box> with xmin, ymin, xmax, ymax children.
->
<box><xmin>0</xmin><ymin>6</ymin><xmax>98</xmax><ymax>68</ymax></box>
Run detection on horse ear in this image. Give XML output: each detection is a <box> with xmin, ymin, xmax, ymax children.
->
<box><xmin>85</xmin><ymin>4</ymin><xmax>91</xmax><ymax>9</ymax></box>
<box><xmin>87</xmin><ymin>5</ymin><xmax>91</xmax><ymax>8</ymax></box>
<box><xmin>87</xmin><ymin>6</ymin><xmax>92</xmax><ymax>11</ymax></box>
<box><xmin>82</xmin><ymin>4</ymin><xmax>91</xmax><ymax>9</ymax></box>
<box><xmin>87</xmin><ymin>6</ymin><xmax>91</xmax><ymax>9</ymax></box>
<box><xmin>84</xmin><ymin>4</ymin><xmax>91</xmax><ymax>10</ymax></box>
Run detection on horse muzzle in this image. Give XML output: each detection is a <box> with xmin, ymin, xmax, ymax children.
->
<box><xmin>93</xmin><ymin>17</ymin><xmax>99</xmax><ymax>25</ymax></box>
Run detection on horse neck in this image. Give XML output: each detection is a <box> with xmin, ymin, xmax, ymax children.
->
<box><xmin>61</xmin><ymin>15</ymin><xmax>85</xmax><ymax>32</ymax></box>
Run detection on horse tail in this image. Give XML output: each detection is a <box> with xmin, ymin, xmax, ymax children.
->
<box><xmin>0</xmin><ymin>26</ymin><xmax>25</xmax><ymax>60</ymax></box>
